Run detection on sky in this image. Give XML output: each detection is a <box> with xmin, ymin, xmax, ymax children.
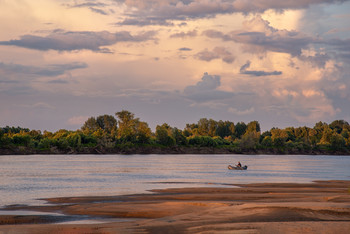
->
<box><xmin>0</xmin><ymin>0</ymin><xmax>350</xmax><ymax>132</ymax></box>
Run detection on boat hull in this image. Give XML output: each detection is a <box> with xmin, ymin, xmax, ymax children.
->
<box><xmin>228</xmin><ymin>165</ymin><xmax>248</xmax><ymax>170</ymax></box>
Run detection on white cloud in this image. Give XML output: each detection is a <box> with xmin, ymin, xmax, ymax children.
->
<box><xmin>67</xmin><ymin>116</ymin><xmax>89</xmax><ymax>126</ymax></box>
<box><xmin>228</xmin><ymin>107</ymin><xmax>255</xmax><ymax>115</ymax></box>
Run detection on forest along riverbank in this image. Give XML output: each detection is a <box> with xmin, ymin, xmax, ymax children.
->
<box><xmin>0</xmin><ymin>180</ymin><xmax>350</xmax><ymax>233</ymax></box>
<box><xmin>2</xmin><ymin>117</ymin><xmax>350</xmax><ymax>156</ymax></box>
<box><xmin>1</xmin><ymin>145</ymin><xmax>349</xmax><ymax>155</ymax></box>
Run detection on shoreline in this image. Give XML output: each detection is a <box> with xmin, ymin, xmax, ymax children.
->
<box><xmin>1</xmin><ymin>145</ymin><xmax>349</xmax><ymax>155</ymax></box>
<box><xmin>1</xmin><ymin>180</ymin><xmax>350</xmax><ymax>233</ymax></box>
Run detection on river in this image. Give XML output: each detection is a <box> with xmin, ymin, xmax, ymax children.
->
<box><xmin>1</xmin><ymin>154</ymin><xmax>350</xmax><ymax>208</ymax></box>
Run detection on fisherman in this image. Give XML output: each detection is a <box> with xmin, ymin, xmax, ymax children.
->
<box><xmin>237</xmin><ymin>161</ymin><xmax>242</xmax><ymax>168</ymax></box>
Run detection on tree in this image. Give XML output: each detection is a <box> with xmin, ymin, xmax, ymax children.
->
<box><xmin>197</xmin><ymin>118</ymin><xmax>209</xmax><ymax>136</ymax></box>
<box><xmin>330</xmin><ymin>132</ymin><xmax>346</xmax><ymax>150</ymax></box>
<box><xmin>96</xmin><ymin>115</ymin><xmax>117</xmax><ymax>133</ymax></box>
<box><xmin>329</xmin><ymin>120</ymin><xmax>350</xmax><ymax>134</ymax></box>
<box><xmin>240</xmin><ymin>131</ymin><xmax>259</xmax><ymax>149</ymax></box>
<box><xmin>135</xmin><ymin>121</ymin><xmax>152</xmax><ymax>144</ymax></box>
<box><xmin>240</xmin><ymin>121</ymin><xmax>260</xmax><ymax>149</ymax></box>
<box><xmin>235</xmin><ymin>122</ymin><xmax>247</xmax><ymax>138</ymax></box>
<box><xmin>116</xmin><ymin>110</ymin><xmax>151</xmax><ymax>143</ymax></box>
<box><xmin>53</xmin><ymin>129</ymin><xmax>69</xmax><ymax>139</ymax></box>
<box><xmin>12</xmin><ymin>133</ymin><xmax>31</xmax><ymax>147</ymax></box>
<box><xmin>188</xmin><ymin>136</ymin><xmax>217</xmax><ymax>147</ymax></box>
<box><xmin>271</xmin><ymin>128</ymin><xmax>288</xmax><ymax>147</ymax></box>
<box><xmin>319</xmin><ymin>126</ymin><xmax>333</xmax><ymax>145</ymax></box>
<box><xmin>215</xmin><ymin>120</ymin><xmax>235</xmax><ymax>138</ymax></box>
<box><xmin>172</xmin><ymin>127</ymin><xmax>187</xmax><ymax>145</ymax></box>
<box><xmin>155</xmin><ymin>124</ymin><xmax>175</xmax><ymax>146</ymax></box>
<box><xmin>246</xmin><ymin>121</ymin><xmax>261</xmax><ymax>133</ymax></box>
<box><xmin>314</xmin><ymin>121</ymin><xmax>329</xmax><ymax>142</ymax></box>
<box><xmin>116</xmin><ymin>110</ymin><xmax>137</xmax><ymax>142</ymax></box>
<box><xmin>82</xmin><ymin>117</ymin><xmax>99</xmax><ymax>133</ymax></box>
<box><xmin>261</xmin><ymin>136</ymin><xmax>273</xmax><ymax>147</ymax></box>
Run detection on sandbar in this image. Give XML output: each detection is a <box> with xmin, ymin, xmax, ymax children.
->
<box><xmin>1</xmin><ymin>180</ymin><xmax>350</xmax><ymax>233</ymax></box>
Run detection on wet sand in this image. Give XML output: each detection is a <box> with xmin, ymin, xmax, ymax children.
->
<box><xmin>1</xmin><ymin>180</ymin><xmax>350</xmax><ymax>233</ymax></box>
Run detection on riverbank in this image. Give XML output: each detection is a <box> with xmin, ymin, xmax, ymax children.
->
<box><xmin>1</xmin><ymin>145</ymin><xmax>349</xmax><ymax>155</ymax></box>
<box><xmin>1</xmin><ymin>180</ymin><xmax>350</xmax><ymax>233</ymax></box>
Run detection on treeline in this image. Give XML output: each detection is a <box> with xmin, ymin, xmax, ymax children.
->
<box><xmin>1</xmin><ymin>110</ymin><xmax>350</xmax><ymax>155</ymax></box>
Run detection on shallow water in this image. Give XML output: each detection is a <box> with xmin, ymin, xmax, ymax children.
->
<box><xmin>1</xmin><ymin>154</ymin><xmax>350</xmax><ymax>207</ymax></box>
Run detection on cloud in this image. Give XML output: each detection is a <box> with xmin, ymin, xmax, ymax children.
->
<box><xmin>64</xmin><ymin>1</ymin><xmax>110</xmax><ymax>15</ymax></box>
<box><xmin>118</xmin><ymin>18</ymin><xmax>174</xmax><ymax>26</ymax></box>
<box><xmin>179</xmin><ymin>47</ymin><xmax>192</xmax><ymax>51</ymax></box>
<box><xmin>170</xmin><ymin>30</ymin><xmax>197</xmax><ymax>38</ymax></box>
<box><xmin>68</xmin><ymin>116</ymin><xmax>90</xmax><ymax>126</ymax></box>
<box><xmin>0</xmin><ymin>30</ymin><xmax>157</xmax><ymax>53</ymax></box>
<box><xmin>228</xmin><ymin>107</ymin><xmax>255</xmax><ymax>115</ymax></box>
<box><xmin>48</xmin><ymin>79</ymin><xmax>69</xmax><ymax>84</ymax></box>
<box><xmin>89</xmin><ymin>7</ymin><xmax>109</xmax><ymax>15</ymax></box>
<box><xmin>115</xmin><ymin>0</ymin><xmax>348</xmax><ymax>25</ymax></box>
<box><xmin>32</xmin><ymin>102</ymin><xmax>55</xmax><ymax>110</ymax></box>
<box><xmin>68</xmin><ymin>1</ymin><xmax>107</xmax><ymax>8</ymax></box>
<box><xmin>183</xmin><ymin>72</ymin><xmax>233</xmax><ymax>102</ymax></box>
<box><xmin>195</xmin><ymin>47</ymin><xmax>235</xmax><ymax>64</ymax></box>
<box><xmin>204</xmin><ymin>16</ymin><xmax>316</xmax><ymax>57</ymax></box>
<box><xmin>240</xmin><ymin>60</ymin><xmax>282</xmax><ymax>76</ymax></box>
<box><xmin>0</xmin><ymin>62</ymin><xmax>87</xmax><ymax>78</ymax></box>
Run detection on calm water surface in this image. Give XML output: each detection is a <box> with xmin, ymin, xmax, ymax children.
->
<box><xmin>1</xmin><ymin>154</ymin><xmax>350</xmax><ymax>207</ymax></box>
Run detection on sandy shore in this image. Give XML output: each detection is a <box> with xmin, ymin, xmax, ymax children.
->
<box><xmin>1</xmin><ymin>180</ymin><xmax>350</xmax><ymax>233</ymax></box>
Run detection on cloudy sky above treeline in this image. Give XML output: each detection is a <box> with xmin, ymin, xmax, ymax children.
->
<box><xmin>1</xmin><ymin>0</ymin><xmax>350</xmax><ymax>132</ymax></box>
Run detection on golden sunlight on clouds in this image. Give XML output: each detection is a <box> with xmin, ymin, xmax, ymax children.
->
<box><xmin>0</xmin><ymin>0</ymin><xmax>349</xmax><ymax>131</ymax></box>
<box><xmin>262</xmin><ymin>10</ymin><xmax>303</xmax><ymax>31</ymax></box>
<box><xmin>302</xmin><ymin>89</ymin><xmax>324</xmax><ymax>98</ymax></box>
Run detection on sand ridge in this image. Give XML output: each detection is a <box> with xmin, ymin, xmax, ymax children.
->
<box><xmin>0</xmin><ymin>180</ymin><xmax>350</xmax><ymax>233</ymax></box>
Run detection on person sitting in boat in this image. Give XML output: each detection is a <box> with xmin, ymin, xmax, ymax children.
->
<box><xmin>237</xmin><ymin>161</ymin><xmax>242</xmax><ymax>167</ymax></box>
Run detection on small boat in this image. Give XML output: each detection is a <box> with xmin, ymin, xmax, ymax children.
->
<box><xmin>228</xmin><ymin>165</ymin><xmax>248</xmax><ymax>170</ymax></box>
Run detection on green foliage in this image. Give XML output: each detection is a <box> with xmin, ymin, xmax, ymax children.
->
<box><xmin>215</xmin><ymin>120</ymin><xmax>235</xmax><ymax>138</ymax></box>
<box><xmin>188</xmin><ymin>136</ymin><xmax>217</xmax><ymax>147</ymax></box>
<box><xmin>235</xmin><ymin>122</ymin><xmax>247</xmax><ymax>138</ymax></box>
<box><xmin>38</xmin><ymin>138</ymin><xmax>52</xmax><ymax>149</ymax></box>
<box><xmin>1</xmin><ymin>126</ymin><xmax>30</xmax><ymax>134</ymax></box>
<box><xmin>1</xmin><ymin>112</ymin><xmax>350</xmax><ymax>154</ymax></box>
<box><xmin>11</xmin><ymin>133</ymin><xmax>31</xmax><ymax>147</ymax></box>
<box><xmin>240</xmin><ymin>131</ymin><xmax>260</xmax><ymax>149</ymax></box>
<box><xmin>155</xmin><ymin>124</ymin><xmax>176</xmax><ymax>146</ymax></box>
<box><xmin>271</xmin><ymin>128</ymin><xmax>288</xmax><ymax>147</ymax></box>
<box><xmin>329</xmin><ymin>120</ymin><xmax>349</xmax><ymax>134</ymax></box>
<box><xmin>172</xmin><ymin>128</ymin><xmax>188</xmax><ymax>145</ymax></box>
<box><xmin>115</xmin><ymin>110</ymin><xmax>151</xmax><ymax>144</ymax></box>
<box><xmin>261</xmin><ymin>136</ymin><xmax>273</xmax><ymax>147</ymax></box>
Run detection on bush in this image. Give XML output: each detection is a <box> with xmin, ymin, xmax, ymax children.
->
<box><xmin>188</xmin><ymin>136</ymin><xmax>217</xmax><ymax>147</ymax></box>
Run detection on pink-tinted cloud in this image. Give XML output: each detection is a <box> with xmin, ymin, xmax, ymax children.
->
<box><xmin>195</xmin><ymin>47</ymin><xmax>235</xmax><ymax>63</ymax></box>
<box><xmin>0</xmin><ymin>30</ymin><xmax>157</xmax><ymax>53</ymax></box>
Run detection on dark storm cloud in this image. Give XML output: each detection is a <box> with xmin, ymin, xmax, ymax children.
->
<box><xmin>183</xmin><ymin>72</ymin><xmax>233</xmax><ymax>102</ymax></box>
<box><xmin>0</xmin><ymin>62</ymin><xmax>87</xmax><ymax>77</ymax></box>
<box><xmin>0</xmin><ymin>30</ymin><xmax>157</xmax><ymax>53</ymax></box>
<box><xmin>115</xmin><ymin>0</ymin><xmax>348</xmax><ymax>26</ymax></box>
<box><xmin>239</xmin><ymin>61</ymin><xmax>282</xmax><ymax>76</ymax></box>
<box><xmin>195</xmin><ymin>47</ymin><xmax>235</xmax><ymax>64</ymax></box>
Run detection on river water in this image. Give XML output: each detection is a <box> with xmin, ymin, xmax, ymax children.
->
<box><xmin>1</xmin><ymin>154</ymin><xmax>350</xmax><ymax>208</ymax></box>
